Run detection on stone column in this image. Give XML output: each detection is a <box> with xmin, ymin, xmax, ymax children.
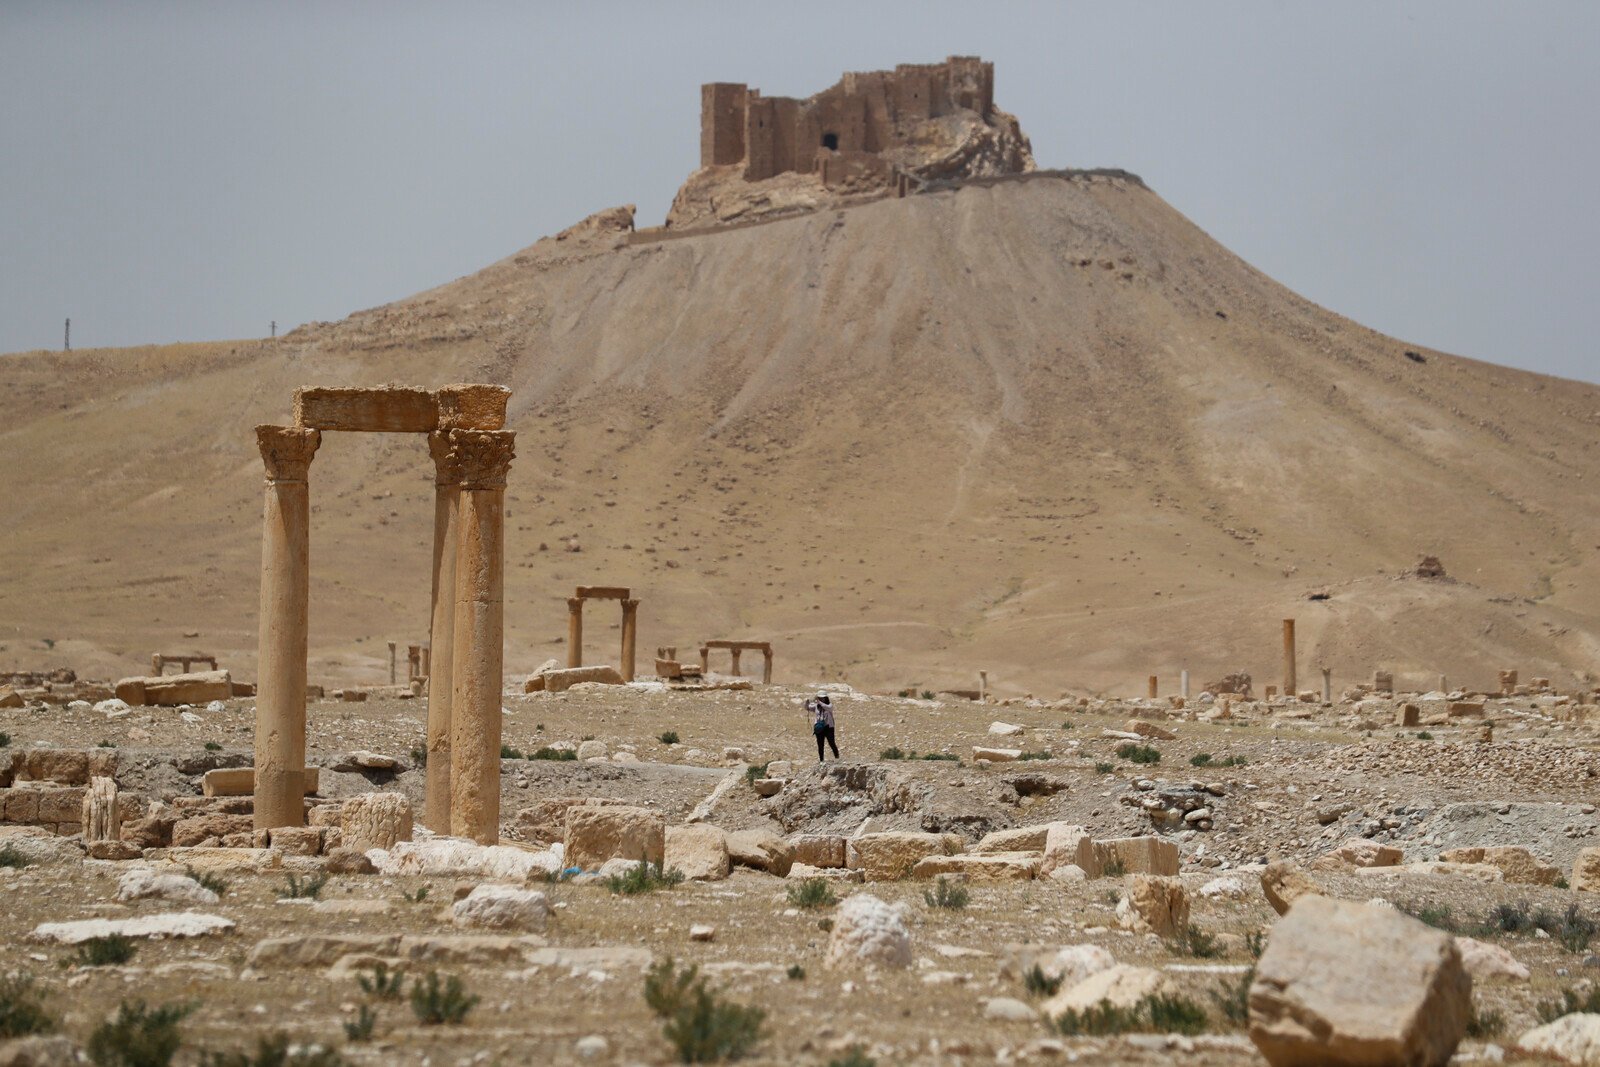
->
<box><xmin>567</xmin><ymin>598</ymin><xmax>584</xmax><ymax>669</ymax></box>
<box><xmin>447</xmin><ymin>429</ymin><xmax>515</xmax><ymax>844</ymax></box>
<box><xmin>1180</xmin><ymin>670</ymin><xmax>1190</xmax><ymax>700</ymax></box>
<box><xmin>151</xmin><ymin>653</ymin><xmax>163</xmax><ymax>676</ymax></box>
<box><xmin>1282</xmin><ymin>618</ymin><xmax>1297</xmax><ymax>698</ymax></box>
<box><xmin>731</xmin><ymin>648</ymin><xmax>743</xmax><ymax>676</ymax></box>
<box><xmin>424</xmin><ymin>431</ymin><xmax>463</xmax><ymax>834</ymax></box>
<box><xmin>387</xmin><ymin>641</ymin><xmax>397</xmax><ymax>686</ymax></box>
<box><xmin>978</xmin><ymin>670</ymin><xmax>988</xmax><ymax>703</ymax></box>
<box><xmin>1321</xmin><ymin>667</ymin><xmax>1332</xmax><ymax>704</ymax></box>
<box><xmin>699</xmin><ymin>647</ymin><xmax>709</xmax><ymax>673</ymax></box>
<box><xmin>1147</xmin><ymin>675</ymin><xmax>1158</xmax><ymax>699</ymax></box>
<box><xmin>762</xmin><ymin>648</ymin><xmax>773</xmax><ymax>685</ymax></box>
<box><xmin>81</xmin><ymin>776</ymin><xmax>119</xmax><ymax>842</ymax></box>
<box><xmin>620</xmin><ymin>599</ymin><xmax>639</xmax><ymax>682</ymax></box>
<box><xmin>254</xmin><ymin>425</ymin><xmax>320</xmax><ymax>831</ymax></box>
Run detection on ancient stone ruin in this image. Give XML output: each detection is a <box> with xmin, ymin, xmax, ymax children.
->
<box><xmin>699</xmin><ymin>640</ymin><xmax>775</xmax><ymax>685</ymax></box>
<box><xmin>565</xmin><ymin>586</ymin><xmax>641</xmax><ymax>682</ymax></box>
<box><xmin>253</xmin><ymin>385</ymin><xmax>514</xmax><ymax>844</ymax></box>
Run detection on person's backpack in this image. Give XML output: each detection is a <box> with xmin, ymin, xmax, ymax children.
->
<box><xmin>810</xmin><ymin>699</ymin><xmax>829</xmax><ymax>734</ymax></box>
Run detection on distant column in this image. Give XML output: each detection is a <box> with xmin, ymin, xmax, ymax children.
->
<box><xmin>387</xmin><ymin>641</ymin><xmax>397</xmax><ymax>686</ymax></box>
<box><xmin>424</xmin><ymin>431</ymin><xmax>463</xmax><ymax>834</ymax></box>
<box><xmin>253</xmin><ymin>425</ymin><xmax>320</xmax><ymax>831</ymax></box>
<box><xmin>1180</xmin><ymin>670</ymin><xmax>1190</xmax><ymax>700</ymax></box>
<box><xmin>731</xmin><ymin>648</ymin><xmax>744</xmax><ymax>676</ymax></box>
<box><xmin>699</xmin><ymin>646</ymin><xmax>709</xmax><ymax>674</ymax></box>
<box><xmin>619</xmin><ymin>599</ymin><xmax>640</xmax><ymax>682</ymax></box>
<box><xmin>978</xmin><ymin>670</ymin><xmax>988</xmax><ymax>703</ymax></box>
<box><xmin>762</xmin><ymin>647</ymin><xmax>773</xmax><ymax>685</ymax></box>
<box><xmin>448</xmin><ymin>429</ymin><xmax>515</xmax><ymax>844</ymax></box>
<box><xmin>1438</xmin><ymin>674</ymin><xmax>1448</xmax><ymax>694</ymax></box>
<box><xmin>1321</xmin><ymin>667</ymin><xmax>1332</xmax><ymax>704</ymax></box>
<box><xmin>1147</xmin><ymin>675</ymin><xmax>1158</xmax><ymax>699</ymax></box>
<box><xmin>1282</xmin><ymin>619</ymin><xmax>1297</xmax><ymax>698</ymax></box>
<box><xmin>567</xmin><ymin>598</ymin><xmax>584</xmax><ymax>669</ymax></box>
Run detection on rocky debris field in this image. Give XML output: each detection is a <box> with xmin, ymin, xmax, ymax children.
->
<box><xmin>1</xmin><ymin>681</ymin><xmax>1600</xmax><ymax>1064</ymax></box>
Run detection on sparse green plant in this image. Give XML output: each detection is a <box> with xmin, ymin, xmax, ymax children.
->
<box><xmin>0</xmin><ymin>974</ymin><xmax>55</xmax><ymax>1038</ymax></box>
<box><xmin>817</xmin><ymin>917</ymin><xmax>833</xmax><ymax>933</ymax></box>
<box><xmin>0</xmin><ymin>845</ymin><xmax>30</xmax><ymax>869</ymax></box>
<box><xmin>530</xmin><ymin>746</ymin><xmax>576</xmax><ymax>761</ymax></box>
<box><xmin>1217</xmin><ymin>754</ymin><xmax>1248</xmax><ymax>767</ymax></box>
<box><xmin>76</xmin><ymin>935</ymin><xmax>137</xmax><ymax>968</ymax></box>
<box><xmin>409</xmin><ymin>746</ymin><xmax>427</xmax><ymax>767</ymax></box>
<box><xmin>401</xmin><ymin>885</ymin><xmax>429</xmax><ymax>903</ymax></box>
<box><xmin>743</xmin><ymin>762</ymin><xmax>769</xmax><ymax>784</ymax></box>
<box><xmin>0</xmin><ymin>733</ymin><xmax>10</xmax><ymax>747</ymax></box>
<box><xmin>1146</xmin><ymin>992</ymin><xmax>1209</xmax><ymax>1035</ymax></box>
<box><xmin>198</xmin><ymin>1034</ymin><xmax>348</xmax><ymax>1066</ymax></box>
<box><xmin>535</xmin><ymin>723</ymin><xmax>544</xmax><ymax>731</ymax></box>
<box><xmin>786</xmin><ymin>964</ymin><xmax>805</xmax><ymax>981</ymax></box>
<box><xmin>1557</xmin><ymin>876</ymin><xmax>1571</xmax><ymax>889</ymax></box>
<box><xmin>1535</xmin><ymin>903</ymin><xmax>1598</xmax><ymax>953</ymax></box>
<box><xmin>919</xmin><ymin>690</ymin><xmax>935</xmax><ymax>701</ymax></box>
<box><xmin>203</xmin><ymin>741</ymin><xmax>222</xmax><ymax>752</ymax></box>
<box><xmin>1245</xmin><ymin>929</ymin><xmax>1266</xmax><ymax>959</ymax></box>
<box><xmin>1116</xmin><ymin>742</ymin><xmax>1161</xmax><ymax>765</ymax></box>
<box><xmin>1484</xmin><ymin>901</ymin><xmax>1533</xmax><ymax>934</ymax></box>
<box><xmin>1054</xmin><ymin>993</ymin><xmax>1208</xmax><ymax>1036</ymax></box>
<box><xmin>606</xmin><ymin>858</ymin><xmax>685</xmax><ymax>896</ymax></box>
<box><xmin>1416</xmin><ymin>731</ymin><xmax>1434</xmax><ymax>740</ymax></box>
<box><xmin>1059</xmin><ymin>720</ymin><xmax>1074</xmax><ymax>730</ymax></box>
<box><xmin>643</xmin><ymin>958</ymin><xmax>765</xmax><ymax>1063</ymax></box>
<box><xmin>1169</xmin><ymin>924</ymin><xmax>1221</xmax><ymax>959</ymax></box>
<box><xmin>343</xmin><ymin>1005</ymin><xmax>377</xmax><ymax>1043</ymax></box>
<box><xmin>923</xmin><ymin>877</ymin><xmax>969</xmax><ymax>910</ymax></box>
<box><xmin>786</xmin><ymin>878</ymin><xmax>837</xmax><ymax>910</ymax></box>
<box><xmin>1053</xmin><ymin>998</ymin><xmax>1143</xmax><ymax>1036</ymax></box>
<box><xmin>1101</xmin><ymin>858</ymin><xmax>1126</xmax><ymax>878</ymax></box>
<box><xmin>1212</xmin><ymin>967</ymin><xmax>1253</xmax><ymax>1027</ymax></box>
<box><xmin>357</xmin><ymin>962</ymin><xmax>404</xmax><ymax>1001</ymax></box>
<box><xmin>826</xmin><ymin>1049</ymin><xmax>874</xmax><ymax>1067</ymax></box>
<box><xmin>1022</xmin><ymin>965</ymin><xmax>1061</xmax><ymax>998</ymax></box>
<box><xmin>499</xmin><ymin>743</ymin><xmax>524</xmax><ymax>760</ymax></box>
<box><xmin>897</xmin><ymin>689</ymin><xmax>913</xmax><ymax>699</ymax></box>
<box><xmin>278</xmin><ymin>872</ymin><xmax>328</xmax><ymax>900</ymax></box>
<box><xmin>659</xmin><ymin>731</ymin><xmax>680</xmax><ymax>745</ymax></box>
<box><xmin>409</xmin><ymin>971</ymin><xmax>477</xmax><ymax>1026</ymax></box>
<box><xmin>87</xmin><ymin>999</ymin><xmax>192</xmax><ymax>1067</ymax></box>
<box><xmin>1465</xmin><ymin>1003</ymin><xmax>1505</xmax><ymax>1039</ymax></box>
<box><xmin>1189</xmin><ymin>753</ymin><xmax>1213</xmax><ymax>767</ymax></box>
<box><xmin>1017</xmin><ymin>751</ymin><xmax>1052</xmax><ymax>761</ymax></box>
<box><xmin>879</xmin><ymin>746</ymin><xmax>908</xmax><ymax>760</ymax></box>
<box><xmin>186</xmin><ymin>866</ymin><xmax>228</xmax><ymax>898</ymax></box>
<box><xmin>1536</xmin><ymin>985</ymin><xmax>1600</xmax><ymax>1024</ymax></box>
<box><xmin>920</xmin><ymin>752</ymin><xmax>959</xmax><ymax>761</ymax></box>
<box><xmin>1093</xmin><ymin>761</ymin><xmax>1114</xmax><ymax>775</ymax></box>
<box><xmin>97</xmin><ymin>740</ymin><xmax>115</xmax><ymax>748</ymax></box>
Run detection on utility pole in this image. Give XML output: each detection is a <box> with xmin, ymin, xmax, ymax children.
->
<box><xmin>270</xmin><ymin>320</ymin><xmax>276</xmax><ymax>339</ymax></box>
<box><xmin>64</xmin><ymin>318</ymin><xmax>70</xmax><ymax>352</ymax></box>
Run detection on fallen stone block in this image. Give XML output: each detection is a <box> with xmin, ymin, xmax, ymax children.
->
<box><xmin>1438</xmin><ymin>846</ymin><xmax>1559</xmax><ymax>886</ymax></box>
<box><xmin>1043</xmin><ymin>964</ymin><xmax>1169</xmax><ymax>1017</ymax></box>
<box><xmin>248</xmin><ymin>934</ymin><xmax>401</xmax><ymax>968</ymax></box>
<box><xmin>786</xmin><ymin>862</ymin><xmax>863</xmax><ymax>882</ymax></box>
<box><xmin>1115</xmin><ymin>874</ymin><xmax>1189</xmax><ymax>937</ymax></box>
<box><xmin>1248</xmin><ymin>895</ymin><xmax>1470</xmax><ymax>1067</ymax></box>
<box><xmin>972</xmin><ymin>825</ymin><xmax>1051</xmax><ymax>854</ymax></box>
<box><xmin>370</xmin><ymin>838</ymin><xmax>560</xmax><ymax>881</ymax></box>
<box><xmin>1000</xmin><ymin>943</ymin><xmax>1115</xmax><ymax>987</ymax></box>
<box><xmin>171</xmin><ymin>813</ymin><xmax>253</xmax><ymax>848</ymax></box>
<box><xmin>1074</xmin><ymin>835</ymin><xmax>1179</xmax><ymax>878</ymax></box>
<box><xmin>665</xmin><ymin>824</ymin><xmax>730</xmax><ymax>881</ymax></box>
<box><xmin>972</xmin><ymin>747</ymin><xmax>1022</xmax><ymax>762</ymax></box>
<box><xmin>31</xmin><ymin>912</ymin><xmax>234</xmax><ymax>944</ymax></box>
<box><xmin>451</xmin><ymin>885</ymin><xmax>550</xmax><ymax>930</ymax></box>
<box><xmin>826</xmin><ymin>893</ymin><xmax>911</xmax><ymax>968</ymax></box>
<box><xmin>727</xmin><ymin>828</ymin><xmax>794</xmax><ymax>877</ymax></box>
<box><xmin>1455</xmin><ymin>936</ymin><xmax>1529</xmax><ymax>981</ymax></box>
<box><xmin>848</xmin><ymin>831</ymin><xmax>961</xmax><ymax>881</ymax></box>
<box><xmin>201</xmin><ymin>767</ymin><xmax>319</xmax><ymax>797</ymax></box>
<box><xmin>116</xmin><ymin>868</ymin><xmax>218</xmax><ymax>906</ymax></box>
<box><xmin>1513</xmin><ymin>1013</ymin><xmax>1600</xmax><ymax>1064</ymax></box>
<box><xmin>1312</xmin><ymin>838</ymin><xmax>1403</xmax><ymax>870</ymax></box>
<box><xmin>1125</xmin><ymin>719</ymin><xmax>1177</xmax><ymax>741</ymax></box>
<box><xmin>340</xmin><ymin>792</ymin><xmax>413</xmax><ymax>852</ymax></box>
<box><xmin>1039</xmin><ymin>823</ymin><xmax>1091</xmax><ymax>878</ymax></box>
<box><xmin>911</xmin><ymin>852</ymin><xmax>1039</xmax><ymax>881</ymax></box>
<box><xmin>0</xmin><ymin>826</ymin><xmax>83</xmax><ymax>865</ymax></box>
<box><xmin>151</xmin><ymin>847</ymin><xmax>281</xmax><ymax>874</ymax></box>
<box><xmin>565</xmin><ymin>805</ymin><xmax>664</xmax><ymax>870</ymax></box>
<box><xmin>1261</xmin><ymin>859</ymin><xmax>1324</xmax><ymax>916</ymax></box>
<box><xmin>788</xmin><ymin>833</ymin><xmax>846</xmax><ymax>869</ymax></box>
<box><xmin>0</xmin><ymin>686</ymin><xmax>22</xmax><ymax>708</ymax></box>
<box><xmin>1575</xmin><ymin>848</ymin><xmax>1600</xmax><ymax>893</ymax></box>
<box><xmin>541</xmin><ymin>666</ymin><xmax>624</xmax><ymax>694</ymax></box>
<box><xmin>113</xmin><ymin>670</ymin><xmax>232</xmax><ymax>707</ymax></box>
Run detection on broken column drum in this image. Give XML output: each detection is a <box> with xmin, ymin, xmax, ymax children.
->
<box><xmin>447</xmin><ymin>429</ymin><xmax>515</xmax><ymax>843</ymax></box>
<box><xmin>253</xmin><ymin>425</ymin><xmax>321</xmax><ymax>830</ymax></box>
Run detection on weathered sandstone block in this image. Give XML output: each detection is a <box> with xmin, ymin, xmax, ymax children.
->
<box><xmin>565</xmin><ymin>805</ymin><xmax>664</xmax><ymax>870</ymax></box>
<box><xmin>848</xmin><ymin>832</ymin><xmax>961</xmax><ymax>881</ymax></box>
<box><xmin>665</xmin><ymin>824</ymin><xmax>730</xmax><ymax>881</ymax></box>
<box><xmin>340</xmin><ymin>793</ymin><xmax>414</xmax><ymax>852</ymax></box>
<box><xmin>114</xmin><ymin>670</ymin><xmax>232</xmax><ymax>707</ymax></box>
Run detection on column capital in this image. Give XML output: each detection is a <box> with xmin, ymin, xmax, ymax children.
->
<box><xmin>428</xmin><ymin>430</ymin><xmax>465</xmax><ymax>486</ymax></box>
<box><xmin>445</xmin><ymin>429</ymin><xmax>515</xmax><ymax>490</ymax></box>
<box><xmin>567</xmin><ymin>597</ymin><xmax>584</xmax><ymax>612</ymax></box>
<box><xmin>621</xmin><ymin>598</ymin><xmax>640</xmax><ymax>613</ymax></box>
<box><xmin>256</xmin><ymin>425</ymin><xmax>321</xmax><ymax>483</ymax></box>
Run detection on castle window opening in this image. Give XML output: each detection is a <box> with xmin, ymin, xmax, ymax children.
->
<box><xmin>822</xmin><ymin>132</ymin><xmax>839</xmax><ymax>150</ymax></box>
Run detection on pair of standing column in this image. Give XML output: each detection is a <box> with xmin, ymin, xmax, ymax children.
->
<box><xmin>254</xmin><ymin>425</ymin><xmax>513</xmax><ymax>843</ymax></box>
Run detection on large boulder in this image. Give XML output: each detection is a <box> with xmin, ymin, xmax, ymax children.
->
<box><xmin>1115</xmin><ymin>874</ymin><xmax>1189</xmax><ymax>937</ymax></box>
<box><xmin>1574</xmin><ymin>848</ymin><xmax>1600</xmax><ymax>893</ymax></box>
<box><xmin>726</xmin><ymin>829</ymin><xmax>794</xmax><ymax>877</ymax></box>
<box><xmin>115</xmin><ymin>868</ymin><xmax>218</xmax><ymax>906</ymax></box>
<box><xmin>114</xmin><ymin>670</ymin><xmax>231</xmax><ymax>707</ymax></box>
<box><xmin>1514</xmin><ymin>1013</ymin><xmax>1600</xmax><ymax>1064</ymax></box>
<box><xmin>1248</xmin><ymin>895</ymin><xmax>1471</xmax><ymax>1067</ymax></box>
<box><xmin>825</xmin><ymin>893</ymin><xmax>911</xmax><ymax>968</ymax></box>
<box><xmin>972</xmin><ymin>826</ymin><xmax>1051</xmax><ymax>854</ymax></box>
<box><xmin>540</xmin><ymin>666</ymin><xmax>624</xmax><ymax>694</ymax></box>
<box><xmin>1039</xmin><ymin>823</ymin><xmax>1091</xmax><ymax>877</ymax></box>
<box><xmin>451</xmin><ymin>885</ymin><xmax>550</xmax><ymax>930</ymax></box>
<box><xmin>1042</xmin><ymin>964</ymin><xmax>1169</xmax><ymax>1017</ymax></box>
<box><xmin>565</xmin><ymin>806</ymin><xmax>664</xmax><ymax>871</ymax></box>
<box><xmin>848</xmin><ymin>831</ymin><xmax>960</xmax><ymax>881</ymax></box>
<box><xmin>788</xmin><ymin>833</ymin><xmax>846</xmax><ymax>868</ymax></box>
<box><xmin>1437</xmin><ymin>846</ymin><xmax>1560</xmax><ymax>886</ymax></box>
<box><xmin>664</xmin><ymin>825</ymin><xmax>730</xmax><ymax>881</ymax></box>
<box><xmin>1454</xmin><ymin>936</ymin><xmax>1529</xmax><ymax>981</ymax></box>
<box><xmin>1261</xmin><ymin>859</ymin><xmax>1324</xmax><ymax>916</ymax></box>
<box><xmin>1074</xmin><ymin>835</ymin><xmax>1178</xmax><ymax>878</ymax></box>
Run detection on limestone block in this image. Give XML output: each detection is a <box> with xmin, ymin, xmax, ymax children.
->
<box><xmin>171</xmin><ymin>813</ymin><xmax>253</xmax><ymax>848</ymax></box>
<box><xmin>1455</xmin><ymin>936</ymin><xmax>1529</xmax><ymax>981</ymax></box>
<box><xmin>564</xmin><ymin>805</ymin><xmax>664</xmax><ymax>870</ymax></box>
<box><xmin>1573</xmin><ymin>848</ymin><xmax>1600</xmax><ymax>893</ymax></box>
<box><xmin>542</xmin><ymin>666</ymin><xmax>624</xmax><ymax>693</ymax></box>
<box><xmin>1248</xmin><ymin>895</ymin><xmax>1470</xmax><ymax>1067</ymax></box>
<box><xmin>848</xmin><ymin>831</ymin><xmax>961</xmax><ymax>881</ymax></box>
<box><xmin>1313</xmin><ymin>838</ymin><xmax>1403</xmax><ymax>870</ymax></box>
<box><xmin>576</xmin><ymin>740</ymin><xmax>607</xmax><ymax>760</ymax></box>
<box><xmin>972</xmin><ymin>825</ymin><xmax>1051</xmax><ymax>854</ymax></box>
<box><xmin>972</xmin><ymin>747</ymin><xmax>1021</xmax><ymax>762</ymax></box>
<box><xmin>911</xmin><ymin>852</ymin><xmax>1039</xmax><ymax>881</ymax></box>
<box><xmin>664</xmin><ymin>824</ymin><xmax>730</xmax><ymax>881</ymax></box>
<box><xmin>114</xmin><ymin>670</ymin><xmax>231</xmax><ymax>707</ymax></box>
<box><xmin>1073</xmin><ymin>835</ymin><xmax>1179</xmax><ymax>878</ymax></box>
<box><xmin>1400</xmin><ymin>704</ymin><xmax>1421</xmax><ymax>726</ymax></box>
<box><xmin>1000</xmin><ymin>943</ymin><xmax>1115</xmax><ymax>988</ymax></box>
<box><xmin>0</xmin><ymin>686</ymin><xmax>22</xmax><ymax>708</ymax></box>
<box><xmin>87</xmin><ymin>840</ymin><xmax>142</xmax><ymax>861</ymax></box>
<box><xmin>1261</xmin><ymin>860</ymin><xmax>1325</xmax><ymax>916</ymax></box>
<box><xmin>1448</xmin><ymin>701</ymin><xmax>1486</xmax><ymax>718</ymax></box>
<box><xmin>751</xmin><ymin>778</ymin><xmax>783</xmax><ymax>797</ymax></box>
<box><xmin>81</xmin><ymin>776</ymin><xmax>120</xmax><ymax>843</ymax></box>
<box><xmin>30</xmin><ymin>912</ymin><xmax>235</xmax><ymax>944</ymax></box>
<box><xmin>1115</xmin><ymin>874</ymin><xmax>1189</xmax><ymax>936</ymax></box>
<box><xmin>201</xmin><ymin>767</ymin><xmax>319</xmax><ymax>797</ymax></box>
<box><xmin>37</xmin><ymin>788</ymin><xmax>86</xmax><ymax>824</ymax></box>
<box><xmin>116</xmin><ymin>868</ymin><xmax>219</xmax><ymax>906</ymax></box>
<box><xmin>370</xmin><ymin>838</ymin><xmax>560</xmax><ymax>881</ymax></box>
<box><xmin>340</xmin><ymin>793</ymin><xmax>413</xmax><ymax>852</ymax></box>
<box><xmin>726</xmin><ymin>828</ymin><xmax>794</xmax><ymax>876</ymax></box>
<box><xmin>1125</xmin><ymin>719</ymin><xmax>1177</xmax><ymax>741</ymax></box>
<box><xmin>825</xmin><ymin>893</ymin><xmax>911</xmax><ymax>968</ymax></box>
<box><xmin>293</xmin><ymin>385</ymin><xmax>441</xmax><ymax>433</ymax></box>
<box><xmin>786</xmin><ymin>863</ymin><xmax>863</xmax><ymax>882</ymax></box>
<box><xmin>0</xmin><ymin>826</ymin><xmax>82</xmax><ymax>864</ymax></box>
<box><xmin>3</xmin><ymin>789</ymin><xmax>40</xmax><ymax>822</ymax></box>
<box><xmin>1039</xmin><ymin>823</ymin><xmax>1092</xmax><ymax>877</ymax></box>
<box><xmin>306</xmin><ymin>804</ymin><xmax>342</xmax><ymax>828</ymax></box>
<box><xmin>324</xmin><ymin>847</ymin><xmax>376</xmax><ymax>874</ymax></box>
<box><xmin>21</xmin><ymin>749</ymin><xmax>96</xmax><ymax>786</ymax></box>
<box><xmin>1513</xmin><ymin>1013</ymin><xmax>1600</xmax><ymax>1064</ymax></box>
<box><xmin>451</xmin><ymin>885</ymin><xmax>550</xmax><ymax>930</ymax></box>
<box><xmin>513</xmin><ymin>796</ymin><xmax>623</xmax><ymax>847</ymax></box>
<box><xmin>1043</xmin><ymin>964</ymin><xmax>1170</xmax><ymax>1017</ymax></box>
<box><xmin>267</xmin><ymin>826</ymin><xmax>324</xmax><ymax>856</ymax></box>
<box><xmin>1438</xmin><ymin>846</ymin><xmax>1559</xmax><ymax>886</ymax></box>
<box><xmin>788</xmin><ymin>833</ymin><xmax>846</xmax><ymax>868</ymax></box>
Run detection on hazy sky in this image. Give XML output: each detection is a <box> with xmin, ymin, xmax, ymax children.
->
<box><xmin>3</xmin><ymin>2</ymin><xmax>1596</xmax><ymax>382</ymax></box>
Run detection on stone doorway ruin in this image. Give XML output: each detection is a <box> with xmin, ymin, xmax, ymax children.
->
<box><xmin>565</xmin><ymin>586</ymin><xmax>640</xmax><ymax>681</ymax></box>
<box><xmin>253</xmin><ymin>385</ymin><xmax>514</xmax><ymax>844</ymax></box>
<box><xmin>699</xmin><ymin>640</ymin><xmax>774</xmax><ymax>684</ymax></box>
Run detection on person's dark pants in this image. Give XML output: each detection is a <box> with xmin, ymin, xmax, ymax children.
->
<box><xmin>815</xmin><ymin>726</ymin><xmax>839</xmax><ymax>760</ymax></box>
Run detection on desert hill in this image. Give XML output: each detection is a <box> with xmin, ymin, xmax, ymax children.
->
<box><xmin>4</xmin><ymin>170</ymin><xmax>1600</xmax><ymax>698</ymax></box>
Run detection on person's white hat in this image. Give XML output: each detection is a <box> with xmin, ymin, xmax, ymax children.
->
<box><xmin>816</xmin><ymin>692</ymin><xmax>831</xmax><ymax>702</ymax></box>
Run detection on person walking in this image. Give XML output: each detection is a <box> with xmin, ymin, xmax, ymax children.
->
<box><xmin>808</xmin><ymin>692</ymin><xmax>839</xmax><ymax>761</ymax></box>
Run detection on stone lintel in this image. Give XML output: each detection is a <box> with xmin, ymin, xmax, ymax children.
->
<box><xmin>294</xmin><ymin>387</ymin><xmax>440</xmax><ymax>433</ymax></box>
<box><xmin>704</xmin><ymin>640</ymin><xmax>772</xmax><ymax>651</ymax></box>
<box><xmin>436</xmin><ymin>384</ymin><xmax>510</xmax><ymax>431</ymax></box>
<box><xmin>576</xmin><ymin>586</ymin><xmax>631</xmax><ymax>600</ymax></box>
